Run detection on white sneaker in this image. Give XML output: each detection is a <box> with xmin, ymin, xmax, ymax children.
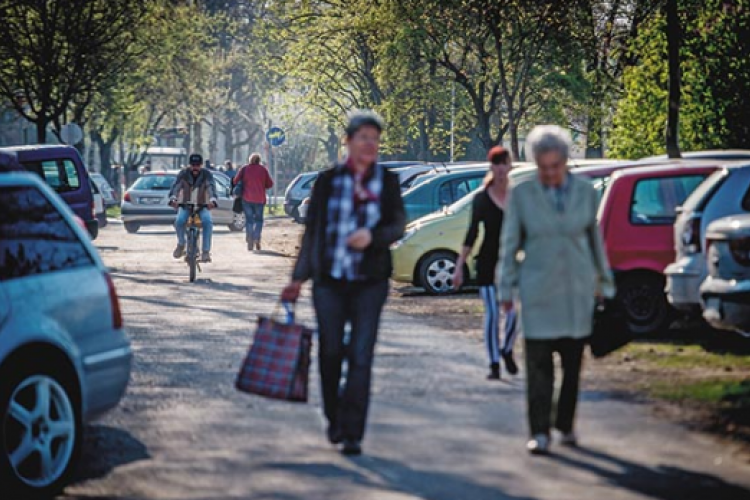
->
<box><xmin>527</xmin><ymin>434</ymin><xmax>550</xmax><ymax>455</ymax></box>
<box><xmin>560</xmin><ymin>431</ymin><xmax>578</xmax><ymax>447</ymax></box>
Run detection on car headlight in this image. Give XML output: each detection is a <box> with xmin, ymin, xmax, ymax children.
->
<box><xmin>391</xmin><ymin>227</ymin><xmax>418</xmax><ymax>249</ymax></box>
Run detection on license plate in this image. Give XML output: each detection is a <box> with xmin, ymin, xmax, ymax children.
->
<box><xmin>140</xmin><ymin>197</ymin><xmax>163</xmax><ymax>205</ymax></box>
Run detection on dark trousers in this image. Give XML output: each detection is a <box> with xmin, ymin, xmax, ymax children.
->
<box><xmin>524</xmin><ymin>337</ymin><xmax>586</xmax><ymax>436</ymax></box>
<box><xmin>313</xmin><ymin>279</ymin><xmax>389</xmax><ymax>442</ymax></box>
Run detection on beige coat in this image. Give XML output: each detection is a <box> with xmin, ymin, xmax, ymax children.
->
<box><xmin>498</xmin><ymin>174</ymin><xmax>615</xmax><ymax>340</ymax></box>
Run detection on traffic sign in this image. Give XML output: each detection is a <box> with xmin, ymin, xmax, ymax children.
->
<box><xmin>60</xmin><ymin>123</ymin><xmax>83</xmax><ymax>145</ymax></box>
<box><xmin>266</xmin><ymin>127</ymin><xmax>286</xmax><ymax>147</ymax></box>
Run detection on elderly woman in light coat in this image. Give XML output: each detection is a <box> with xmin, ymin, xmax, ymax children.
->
<box><xmin>498</xmin><ymin>125</ymin><xmax>615</xmax><ymax>455</ymax></box>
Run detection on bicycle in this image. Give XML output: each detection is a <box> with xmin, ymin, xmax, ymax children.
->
<box><xmin>181</xmin><ymin>203</ymin><xmax>207</xmax><ymax>282</ymax></box>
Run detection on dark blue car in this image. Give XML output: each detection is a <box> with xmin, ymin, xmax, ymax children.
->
<box><xmin>0</xmin><ymin>145</ymin><xmax>98</xmax><ymax>239</ymax></box>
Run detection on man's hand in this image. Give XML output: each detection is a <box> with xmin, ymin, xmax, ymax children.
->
<box><xmin>208</xmin><ymin>200</ymin><xmax>218</xmax><ymax>210</ymax></box>
<box><xmin>168</xmin><ymin>199</ymin><xmax>178</xmax><ymax>209</ymax></box>
<box><xmin>281</xmin><ymin>281</ymin><xmax>303</xmax><ymax>303</ymax></box>
<box><xmin>347</xmin><ymin>229</ymin><xmax>372</xmax><ymax>251</ymax></box>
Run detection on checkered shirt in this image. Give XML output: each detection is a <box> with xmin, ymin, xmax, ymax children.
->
<box><xmin>325</xmin><ymin>163</ymin><xmax>383</xmax><ymax>280</ymax></box>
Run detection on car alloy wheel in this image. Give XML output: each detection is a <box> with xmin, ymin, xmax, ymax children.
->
<box><xmin>230</xmin><ymin>212</ymin><xmax>245</xmax><ymax>232</ymax></box>
<box><xmin>420</xmin><ymin>252</ymin><xmax>457</xmax><ymax>295</ymax></box>
<box><xmin>3</xmin><ymin>375</ymin><xmax>76</xmax><ymax>490</ymax></box>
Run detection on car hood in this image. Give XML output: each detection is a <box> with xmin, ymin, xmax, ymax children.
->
<box><xmin>406</xmin><ymin>208</ymin><xmax>454</xmax><ymax>231</ymax></box>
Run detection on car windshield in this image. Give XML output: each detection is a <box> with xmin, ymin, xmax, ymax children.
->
<box><xmin>680</xmin><ymin>169</ymin><xmax>729</xmax><ymax>213</ymax></box>
<box><xmin>131</xmin><ymin>175</ymin><xmax>176</xmax><ymax>190</ymax></box>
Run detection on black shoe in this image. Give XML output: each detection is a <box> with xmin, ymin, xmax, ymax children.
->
<box><xmin>502</xmin><ymin>351</ymin><xmax>519</xmax><ymax>375</ymax></box>
<box><xmin>255</xmin><ymin>239</ymin><xmax>261</xmax><ymax>251</ymax></box>
<box><xmin>487</xmin><ymin>362</ymin><xmax>501</xmax><ymax>380</ymax></box>
<box><xmin>247</xmin><ymin>238</ymin><xmax>254</xmax><ymax>251</ymax></box>
<box><xmin>327</xmin><ymin>425</ymin><xmax>343</xmax><ymax>445</ymax></box>
<box><xmin>341</xmin><ymin>439</ymin><xmax>362</xmax><ymax>456</ymax></box>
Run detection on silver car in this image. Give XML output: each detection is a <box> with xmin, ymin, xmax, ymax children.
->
<box><xmin>701</xmin><ymin>214</ymin><xmax>750</xmax><ymax>336</ymax></box>
<box><xmin>120</xmin><ymin>171</ymin><xmax>244</xmax><ymax>233</ymax></box>
<box><xmin>0</xmin><ymin>172</ymin><xmax>132</xmax><ymax>497</ymax></box>
<box><xmin>89</xmin><ymin>172</ymin><xmax>118</xmax><ymax>207</ymax></box>
<box><xmin>665</xmin><ymin>163</ymin><xmax>750</xmax><ymax>314</ymax></box>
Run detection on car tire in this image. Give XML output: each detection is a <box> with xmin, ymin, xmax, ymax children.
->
<box><xmin>291</xmin><ymin>207</ymin><xmax>302</xmax><ymax>224</ymax></box>
<box><xmin>0</xmin><ymin>361</ymin><xmax>82</xmax><ymax>498</ymax></box>
<box><xmin>97</xmin><ymin>213</ymin><xmax>108</xmax><ymax>228</ymax></box>
<box><xmin>124</xmin><ymin>222</ymin><xmax>140</xmax><ymax>234</ymax></box>
<box><xmin>228</xmin><ymin>212</ymin><xmax>245</xmax><ymax>232</ymax></box>
<box><xmin>617</xmin><ymin>274</ymin><xmax>673</xmax><ymax>335</ymax></box>
<box><xmin>418</xmin><ymin>251</ymin><xmax>458</xmax><ymax>295</ymax></box>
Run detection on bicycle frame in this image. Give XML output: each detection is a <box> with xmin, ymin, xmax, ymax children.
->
<box><xmin>181</xmin><ymin>204</ymin><xmax>206</xmax><ymax>282</ymax></box>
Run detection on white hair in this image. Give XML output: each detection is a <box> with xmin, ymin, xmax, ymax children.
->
<box><xmin>525</xmin><ymin>125</ymin><xmax>572</xmax><ymax>162</ymax></box>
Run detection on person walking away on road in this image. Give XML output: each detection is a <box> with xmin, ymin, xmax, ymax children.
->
<box><xmin>281</xmin><ymin>110</ymin><xmax>406</xmax><ymax>456</ymax></box>
<box><xmin>168</xmin><ymin>153</ymin><xmax>219</xmax><ymax>263</ymax></box>
<box><xmin>224</xmin><ymin>160</ymin><xmax>236</xmax><ymax>180</ymax></box>
<box><xmin>498</xmin><ymin>125</ymin><xmax>615</xmax><ymax>455</ymax></box>
<box><xmin>234</xmin><ymin>153</ymin><xmax>273</xmax><ymax>251</ymax></box>
<box><xmin>453</xmin><ymin>146</ymin><xmax>519</xmax><ymax>381</ymax></box>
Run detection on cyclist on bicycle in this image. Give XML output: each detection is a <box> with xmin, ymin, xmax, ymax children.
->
<box><xmin>168</xmin><ymin>153</ymin><xmax>218</xmax><ymax>263</ymax></box>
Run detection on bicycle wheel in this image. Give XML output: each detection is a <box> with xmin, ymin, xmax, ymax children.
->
<box><xmin>188</xmin><ymin>228</ymin><xmax>198</xmax><ymax>282</ymax></box>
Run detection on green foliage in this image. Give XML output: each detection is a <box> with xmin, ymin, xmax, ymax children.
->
<box><xmin>610</xmin><ymin>0</ymin><xmax>750</xmax><ymax>158</ymax></box>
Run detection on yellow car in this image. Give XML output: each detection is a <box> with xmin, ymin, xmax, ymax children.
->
<box><xmin>390</xmin><ymin>160</ymin><xmax>628</xmax><ymax>294</ymax></box>
<box><xmin>391</xmin><ymin>166</ymin><xmax>538</xmax><ymax>294</ymax></box>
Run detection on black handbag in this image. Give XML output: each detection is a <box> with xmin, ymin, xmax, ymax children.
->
<box><xmin>232</xmin><ymin>196</ymin><xmax>243</xmax><ymax>214</ymax></box>
<box><xmin>589</xmin><ymin>298</ymin><xmax>633</xmax><ymax>358</ymax></box>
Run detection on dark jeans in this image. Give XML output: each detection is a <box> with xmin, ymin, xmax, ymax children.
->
<box><xmin>242</xmin><ymin>201</ymin><xmax>265</xmax><ymax>242</ymax></box>
<box><xmin>313</xmin><ymin>279</ymin><xmax>389</xmax><ymax>442</ymax></box>
<box><xmin>524</xmin><ymin>337</ymin><xmax>586</xmax><ymax>437</ymax></box>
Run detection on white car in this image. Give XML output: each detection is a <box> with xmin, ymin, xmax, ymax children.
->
<box><xmin>0</xmin><ymin>172</ymin><xmax>132</xmax><ymax>497</ymax></box>
<box><xmin>701</xmin><ymin>214</ymin><xmax>750</xmax><ymax>336</ymax></box>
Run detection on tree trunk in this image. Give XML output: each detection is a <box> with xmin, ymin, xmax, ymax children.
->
<box><xmin>36</xmin><ymin>117</ymin><xmax>47</xmax><ymax>144</ymax></box>
<box><xmin>224</xmin><ymin>112</ymin><xmax>235</xmax><ymax>163</ymax></box>
<box><xmin>666</xmin><ymin>0</ymin><xmax>682</xmax><ymax>158</ymax></box>
<box><xmin>208</xmin><ymin>114</ymin><xmax>218</xmax><ymax>163</ymax></box>
<box><xmin>586</xmin><ymin>109</ymin><xmax>604</xmax><ymax>159</ymax></box>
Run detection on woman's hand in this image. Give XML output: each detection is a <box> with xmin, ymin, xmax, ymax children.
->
<box><xmin>281</xmin><ymin>281</ymin><xmax>303</xmax><ymax>303</ymax></box>
<box><xmin>501</xmin><ymin>301</ymin><xmax>514</xmax><ymax>313</ymax></box>
<box><xmin>452</xmin><ymin>267</ymin><xmax>464</xmax><ymax>290</ymax></box>
<box><xmin>347</xmin><ymin>229</ymin><xmax>372</xmax><ymax>250</ymax></box>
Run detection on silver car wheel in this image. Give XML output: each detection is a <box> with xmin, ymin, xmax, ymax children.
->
<box><xmin>426</xmin><ymin>257</ymin><xmax>456</xmax><ymax>294</ymax></box>
<box><xmin>5</xmin><ymin>375</ymin><xmax>76</xmax><ymax>488</ymax></box>
<box><xmin>232</xmin><ymin>211</ymin><xmax>246</xmax><ymax>231</ymax></box>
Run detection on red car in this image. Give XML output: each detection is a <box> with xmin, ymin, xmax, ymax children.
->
<box><xmin>598</xmin><ymin>162</ymin><xmax>722</xmax><ymax>334</ymax></box>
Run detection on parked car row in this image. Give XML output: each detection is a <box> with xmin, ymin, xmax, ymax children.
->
<box><xmin>0</xmin><ymin>151</ymin><xmax>131</xmax><ymax>496</ymax></box>
<box><xmin>390</xmin><ymin>155</ymin><xmax>750</xmax><ymax>336</ymax></box>
<box><xmin>665</xmin><ymin>163</ymin><xmax>750</xmax><ymax>337</ymax></box>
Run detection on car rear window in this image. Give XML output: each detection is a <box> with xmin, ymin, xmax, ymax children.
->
<box><xmin>681</xmin><ymin>169</ymin><xmax>729</xmax><ymax>213</ymax></box>
<box><xmin>131</xmin><ymin>175</ymin><xmax>176</xmax><ymax>190</ymax></box>
<box><xmin>630</xmin><ymin>174</ymin><xmax>708</xmax><ymax>225</ymax></box>
<box><xmin>23</xmin><ymin>159</ymin><xmax>81</xmax><ymax>193</ymax></box>
<box><xmin>0</xmin><ymin>185</ymin><xmax>93</xmax><ymax>280</ymax></box>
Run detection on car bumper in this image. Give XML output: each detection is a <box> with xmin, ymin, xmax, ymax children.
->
<box><xmin>390</xmin><ymin>241</ymin><xmax>424</xmax><ymax>284</ymax></box>
<box><xmin>121</xmin><ymin>204</ymin><xmax>176</xmax><ymax>224</ymax></box>
<box><xmin>81</xmin><ymin>340</ymin><xmax>132</xmax><ymax>420</ymax></box>
<box><xmin>665</xmin><ymin>255</ymin><xmax>705</xmax><ymax>313</ymax></box>
<box><xmin>701</xmin><ymin>277</ymin><xmax>750</xmax><ymax>335</ymax></box>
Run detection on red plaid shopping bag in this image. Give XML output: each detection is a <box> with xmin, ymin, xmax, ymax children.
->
<box><xmin>235</xmin><ymin>314</ymin><xmax>313</xmax><ymax>402</ymax></box>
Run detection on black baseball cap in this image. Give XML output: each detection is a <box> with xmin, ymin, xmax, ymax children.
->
<box><xmin>189</xmin><ymin>153</ymin><xmax>203</xmax><ymax>165</ymax></box>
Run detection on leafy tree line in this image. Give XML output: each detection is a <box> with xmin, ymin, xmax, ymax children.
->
<box><xmin>0</xmin><ymin>0</ymin><xmax>748</xmax><ymax>180</ymax></box>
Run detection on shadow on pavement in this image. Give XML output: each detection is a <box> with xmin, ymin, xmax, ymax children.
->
<box><xmin>68</xmin><ymin>425</ymin><xmax>150</xmax><ymax>486</ymax></box>
<box><xmin>550</xmin><ymin>446</ymin><xmax>750</xmax><ymax>500</ymax></box>
<box><xmin>262</xmin><ymin>457</ymin><xmax>535</xmax><ymax>500</ymax></box>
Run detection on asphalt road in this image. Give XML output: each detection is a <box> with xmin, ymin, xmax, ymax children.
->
<box><xmin>58</xmin><ymin>220</ymin><xmax>750</xmax><ymax>500</ymax></box>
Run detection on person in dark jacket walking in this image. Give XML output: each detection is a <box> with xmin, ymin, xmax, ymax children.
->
<box><xmin>281</xmin><ymin>110</ymin><xmax>406</xmax><ymax>456</ymax></box>
<box><xmin>453</xmin><ymin>146</ymin><xmax>519</xmax><ymax>380</ymax></box>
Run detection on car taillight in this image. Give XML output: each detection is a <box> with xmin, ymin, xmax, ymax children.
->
<box><xmin>682</xmin><ymin>216</ymin><xmax>702</xmax><ymax>254</ymax></box>
<box><xmin>104</xmin><ymin>272</ymin><xmax>124</xmax><ymax>329</ymax></box>
<box><xmin>729</xmin><ymin>237</ymin><xmax>750</xmax><ymax>267</ymax></box>
<box><xmin>124</xmin><ymin>191</ymin><xmax>131</xmax><ymax>202</ymax></box>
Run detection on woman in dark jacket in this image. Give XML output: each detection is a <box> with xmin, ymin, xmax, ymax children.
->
<box><xmin>281</xmin><ymin>111</ymin><xmax>405</xmax><ymax>456</ymax></box>
<box><xmin>453</xmin><ymin>146</ymin><xmax>519</xmax><ymax>380</ymax></box>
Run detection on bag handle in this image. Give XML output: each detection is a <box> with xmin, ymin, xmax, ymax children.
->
<box><xmin>270</xmin><ymin>301</ymin><xmax>295</xmax><ymax>324</ymax></box>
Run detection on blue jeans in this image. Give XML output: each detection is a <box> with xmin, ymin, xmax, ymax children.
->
<box><xmin>242</xmin><ymin>201</ymin><xmax>265</xmax><ymax>241</ymax></box>
<box><xmin>175</xmin><ymin>207</ymin><xmax>213</xmax><ymax>252</ymax></box>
